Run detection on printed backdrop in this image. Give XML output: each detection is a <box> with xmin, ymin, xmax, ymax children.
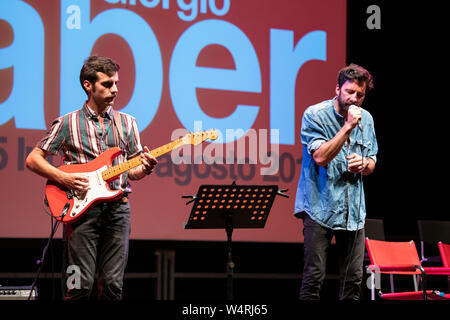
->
<box><xmin>0</xmin><ymin>0</ymin><xmax>346</xmax><ymax>241</ymax></box>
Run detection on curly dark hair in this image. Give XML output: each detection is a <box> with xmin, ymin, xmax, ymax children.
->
<box><xmin>338</xmin><ymin>63</ymin><xmax>374</xmax><ymax>92</ymax></box>
<box><xmin>79</xmin><ymin>56</ymin><xmax>120</xmax><ymax>94</ymax></box>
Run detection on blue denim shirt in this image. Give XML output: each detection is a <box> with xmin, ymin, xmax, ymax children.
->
<box><xmin>294</xmin><ymin>98</ymin><xmax>378</xmax><ymax>231</ymax></box>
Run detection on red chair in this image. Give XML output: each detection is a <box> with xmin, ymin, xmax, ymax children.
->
<box><xmin>438</xmin><ymin>242</ymin><xmax>450</xmax><ymax>267</ymax></box>
<box><xmin>438</xmin><ymin>241</ymin><xmax>450</xmax><ymax>293</ymax></box>
<box><xmin>365</xmin><ymin>238</ymin><xmax>450</xmax><ymax>300</ymax></box>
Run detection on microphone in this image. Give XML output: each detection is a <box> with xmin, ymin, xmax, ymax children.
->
<box><xmin>348</xmin><ymin>105</ymin><xmax>363</xmax><ymax>130</ymax></box>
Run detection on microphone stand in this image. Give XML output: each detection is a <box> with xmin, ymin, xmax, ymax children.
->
<box><xmin>28</xmin><ymin>202</ymin><xmax>69</xmax><ymax>300</ymax></box>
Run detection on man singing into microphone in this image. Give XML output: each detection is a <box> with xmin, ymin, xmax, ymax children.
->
<box><xmin>294</xmin><ymin>64</ymin><xmax>378</xmax><ymax>300</ymax></box>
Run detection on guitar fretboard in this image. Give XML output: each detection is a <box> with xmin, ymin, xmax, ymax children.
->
<box><xmin>101</xmin><ymin>138</ymin><xmax>184</xmax><ymax>181</ymax></box>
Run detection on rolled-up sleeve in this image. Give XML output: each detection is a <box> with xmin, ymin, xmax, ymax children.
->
<box><xmin>36</xmin><ymin>118</ymin><xmax>66</xmax><ymax>154</ymax></box>
<box><xmin>363</xmin><ymin>112</ymin><xmax>378</xmax><ymax>163</ymax></box>
<box><xmin>301</xmin><ymin>110</ymin><xmax>327</xmax><ymax>155</ymax></box>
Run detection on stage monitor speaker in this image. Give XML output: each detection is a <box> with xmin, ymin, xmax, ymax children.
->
<box><xmin>0</xmin><ymin>285</ymin><xmax>38</xmax><ymax>300</ymax></box>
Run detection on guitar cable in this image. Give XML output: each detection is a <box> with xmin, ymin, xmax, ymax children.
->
<box><xmin>42</xmin><ymin>197</ymin><xmax>70</xmax><ymax>219</ymax></box>
<box><xmin>28</xmin><ymin>212</ymin><xmax>61</xmax><ymax>300</ymax></box>
<box><xmin>29</xmin><ymin>201</ymin><xmax>70</xmax><ymax>300</ymax></box>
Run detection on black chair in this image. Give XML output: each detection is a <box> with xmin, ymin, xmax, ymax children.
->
<box><xmin>417</xmin><ymin>220</ymin><xmax>450</xmax><ymax>265</ymax></box>
<box><xmin>365</xmin><ymin>218</ymin><xmax>385</xmax><ymax>241</ymax></box>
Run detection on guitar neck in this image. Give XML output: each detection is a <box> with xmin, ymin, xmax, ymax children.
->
<box><xmin>101</xmin><ymin>138</ymin><xmax>184</xmax><ymax>181</ymax></box>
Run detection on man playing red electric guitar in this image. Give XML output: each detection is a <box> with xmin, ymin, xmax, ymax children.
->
<box><xmin>25</xmin><ymin>56</ymin><xmax>158</xmax><ymax>300</ymax></box>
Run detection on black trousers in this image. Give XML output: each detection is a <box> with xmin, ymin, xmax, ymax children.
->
<box><xmin>64</xmin><ymin>198</ymin><xmax>131</xmax><ymax>300</ymax></box>
<box><xmin>300</xmin><ymin>213</ymin><xmax>365</xmax><ymax>300</ymax></box>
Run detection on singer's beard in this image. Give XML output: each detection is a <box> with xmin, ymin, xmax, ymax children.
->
<box><xmin>336</xmin><ymin>95</ymin><xmax>350</xmax><ymax>112</ymax></box>
<box><xmin>336</xmin><ymin>94</ymin><xmax>359</xmax><ymax>113</ymax></box>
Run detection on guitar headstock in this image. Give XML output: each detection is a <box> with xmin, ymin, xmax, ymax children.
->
<box><xmin>183</xmin><ymin>129</ymin><xmax>218</xmax><ymax>146</ymax></box>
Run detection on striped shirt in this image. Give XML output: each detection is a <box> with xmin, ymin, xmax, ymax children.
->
<box><xmin>37</xmin><ymin>103</ymin><xmax>143</xmax><ymax>192</ymax></box>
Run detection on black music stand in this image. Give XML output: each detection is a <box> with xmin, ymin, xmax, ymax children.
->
<box><xmin>183</xmin><ymin>182</ymin><xmax>288</xmax><ymax>300</ymax></box>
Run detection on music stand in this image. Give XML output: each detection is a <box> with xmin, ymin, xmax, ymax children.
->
<box><xmin>183</xmin><ymin>182</ymin><xmax>288</xmax><ymax>299</ymax></box>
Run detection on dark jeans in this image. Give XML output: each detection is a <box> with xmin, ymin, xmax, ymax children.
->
<box><xmin>64</xmin><ymin>198</ymin><xmax>131</xmax><ymax>300</ymax></box>
<box><xmin>300</xmin><ymin>213</ymin><xmax>365</xmax><ymax>300</ymax></box>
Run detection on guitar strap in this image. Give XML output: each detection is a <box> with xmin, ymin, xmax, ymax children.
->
<box><xmin>113</xmin><ymin>110</ymin><xmax>127</xmax><ymax>156</ymax></box>
<box><xmin>112</xmin><ymin>110</ymin><xmax>128</xmax><ymax>192</ymax></box>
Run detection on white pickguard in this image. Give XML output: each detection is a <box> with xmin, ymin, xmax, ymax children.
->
<box><xmin>69</xmin><ymin>165</ymin><xmax>122</xmax><ymax>218</ymax></box>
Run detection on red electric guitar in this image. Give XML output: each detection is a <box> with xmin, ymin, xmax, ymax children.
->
<box><xmin>45</xmin><ymin>129</ymin><xmax>218</xmax><ymax>223</ymax></box>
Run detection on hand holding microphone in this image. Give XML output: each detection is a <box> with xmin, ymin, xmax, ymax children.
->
<box><xmin>348</xmin><ymin>105</ymin><xmax>363</xmax><ymax>130</ymax></box>
<box><xmin>347</xmin><ymin>105</ymin><xmax>366</xmax><ymax>174</ymax></box>
<box><xmin>347</xmin><ymin>153</ymin><xmax>368</xmax><ymax>173</ymax></box>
